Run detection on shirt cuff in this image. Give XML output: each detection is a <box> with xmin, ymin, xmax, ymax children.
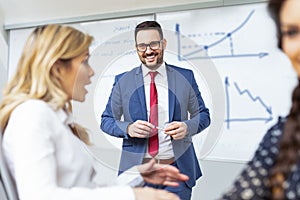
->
<box><xmin>116</xmin><ymin>166</ymin><xmax>144</xmax><ymax>187</ymax></box>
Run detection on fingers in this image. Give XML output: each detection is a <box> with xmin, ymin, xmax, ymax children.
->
<box><xmin>162</xmin><ymin>174</ymin><xmax>189</xmax><ymax>187</ymax></box>
<box><xmin>140</xmin><ymin>162</ymin><xmax>189</xmax><ymax>186</ymax></box>
<box><xmin>164</xmin><ymin>173</ymin><xmax>189</xmax><ymax>183</ymax></box>
<box><xmin>151</xmin><ymin>164</ymin><xmax>189</xmax><ymax>186</ymax></box>
<box><xmin>128</xmin><ymin>120</ymin><xmax>188</xmax><ymax>140</ymax></box>
<box><xmin>162</xmin><ymin>166</ymin><xmax>189</xmax><ymax>181</ymax></box>
<box><xmin>164</xmin><ymin>122</ymin><xmax>188</xmax><ymax>140</ymax></box>
<box><xmin>128</xmin><ymin>120</ymin><xmax>154</xmax><ymax>138</ymax></box>
<box><xmin>156</xmin><ymin>164</ymin><xmax>179</xmax><ymax>173</ymax></box>
<box><xmin>138</xmin><ymin>159</ymin><xmax>156</xmax><ymax>174</ymax></box>
<box><xmin>161</xmin><ymin>180</ymin><xmax>179</xmax><ymax>187</ymax></box>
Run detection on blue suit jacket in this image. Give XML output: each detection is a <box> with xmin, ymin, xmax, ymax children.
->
<box><xmin>101</xmin><ymin>63</ymin><xmax>210</xmax><ymax>187</ymax></box>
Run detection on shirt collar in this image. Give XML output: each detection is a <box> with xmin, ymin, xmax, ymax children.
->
<box><xmin>142</xmin><ymin>62</ymin><xmax>166</xmax><ymax>78</ymax></box>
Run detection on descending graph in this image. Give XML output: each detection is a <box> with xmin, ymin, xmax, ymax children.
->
<box><xmin>224</xmin><ymin>76</ymin><xmax>273</xmax><ymax>129</ymax></box>
<box><xmin>175</xmin><ymin>10</ymin><xmax>269</xmax><ymax>60</ymax></box>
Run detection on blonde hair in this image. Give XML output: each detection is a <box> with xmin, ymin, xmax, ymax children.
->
<box><xmin>0</xmin><ymin>24</ymin><xmax>93</xmax><ymax>144</ymax></box>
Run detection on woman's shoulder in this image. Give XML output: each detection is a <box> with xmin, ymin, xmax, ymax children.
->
<box><xmin>263</xmin><ymin>116</ymin><xmax>286</xmax><ymax>141</ymax></box>
<box><xmin>15</xmin><ymin>99</ymin><xmax>52</xmax><ymax>110</ymax></box>
<box><xmin>255</xmin><ymin>116</ymin><xmax>286</xmax><ymax>158</ymax></box>
<box><xmin>15</xmin><ymin>99</ymin><xmax>50</xmax><ymax>108</ymax></box>
<box><xmin>11</xmin><ymin>99</ymin><xmax>57</xmax><ymax>122</ymax></box>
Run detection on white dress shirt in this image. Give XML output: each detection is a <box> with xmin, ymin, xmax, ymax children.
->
<box><xmin>142</xmin><ymin>63</ymin><xmax>174</xmax><ymax>159</ymax></box>
<box><xmin>2</xmin><ymin>99</ymin><xmax>142</xmax><ymax>200</ymax></box>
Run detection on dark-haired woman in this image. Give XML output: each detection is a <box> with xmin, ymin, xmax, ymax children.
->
<box><xmin>220</xmin><ymin>0</ymin><xmax>300</xmax><ymax>199</ymax></box>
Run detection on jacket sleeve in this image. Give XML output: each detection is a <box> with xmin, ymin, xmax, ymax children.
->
<box><xmin>184</xmin><ymin>70</ymin><xmax>210</xmax><ymax>136</ymax></box>
<box><xmin>100</xmin><ymin>74</ymin><xmax>131</xmax><ymax>139</ymax></box>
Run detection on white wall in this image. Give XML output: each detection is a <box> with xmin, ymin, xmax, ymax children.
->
<box><xmin>0</xmin><ymin>7</ymin><xmax>8</xmax><ymax>101</ymax></box>
<box><xmin>3</xmin><ymin>0</ymin><xmax>220</xmax><ymax>27</ymax></box>
<box><xmin>0</xmin><ymin>33</ymin><xmax>8</xmax><ymax>66</ymax></box>
<box><xmin>2</xmin><ymin>0</ymin><xmax>267</xmax><ymax>30</ymax></box>
<box><xmin>0</xmin><ymin>6</ymin><xmax>8</xmax><ymax>67</ymax></box>
<box><xmin>0</xmin><ymin>2</ymin><xmax>7</xmax><ymax>55</ymax></box>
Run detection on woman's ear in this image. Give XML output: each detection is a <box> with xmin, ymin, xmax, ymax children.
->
<box><xmin>52</xmin><ymin>60</ymin><xmax>64</xmax><ymax>80</ymax></box>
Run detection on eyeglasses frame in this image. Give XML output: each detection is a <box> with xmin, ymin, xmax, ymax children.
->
<box><xmin>136</xmin><ymin>40</ymin><xmax>163</xmax><ymax>52</ymax></box>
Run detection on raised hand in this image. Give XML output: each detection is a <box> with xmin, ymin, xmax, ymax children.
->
<box><xmin>138</xmin><ymin>159</ymin><xmax>189</xmax><ymax>186</ymax></box>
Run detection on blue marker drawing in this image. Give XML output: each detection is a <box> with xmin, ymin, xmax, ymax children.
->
<box><xmin>224</xmin><ymin>76</ymin><xmax>273</xmax><ymax>129</ymax></box>
<box><xmin>175</xmin><ymin>10</ymin><xmax>269</xmax><ymax>60</ymax></box>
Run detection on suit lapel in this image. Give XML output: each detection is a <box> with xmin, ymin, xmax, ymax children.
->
<box><xmin>166</xmin><ymin>64</ymin><xmax>175</xmax><ymax>122</ymax></box>
<box><xmin>135</xmin><ymin>66</ymin><xmax>148</xmax><ymax>120</ymax></box>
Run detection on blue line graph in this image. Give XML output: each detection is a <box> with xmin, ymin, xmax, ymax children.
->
<box><xmin>175</xmin><ymin>10</ymin><xmax>269</xmax><ymax>60</ymax></box>
<box><xmin>224</xmin><ymin>76</ymin><xmax>273</xmax><ymax>129</ymax></box>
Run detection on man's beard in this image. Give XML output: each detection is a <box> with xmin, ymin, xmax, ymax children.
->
<box><xmin>141</xmin><ymin>51</ymin><xmax>164</xmax><ymax>69</ymax></box>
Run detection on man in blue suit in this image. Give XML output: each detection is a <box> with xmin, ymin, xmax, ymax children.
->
<box><xmin>101</xmin><ymin>21</ymin><xmax>210</xmax><ymax>200</ymax></box>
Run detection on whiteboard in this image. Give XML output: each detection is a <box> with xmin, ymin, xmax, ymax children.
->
<box><xmin>156</xmin><ymin>2</ymin><xmax>297</xmax><ymax>162</ymax></box>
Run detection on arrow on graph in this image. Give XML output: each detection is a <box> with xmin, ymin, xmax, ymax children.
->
<box><xmin>224</xmin><ymin>76</ymin><xmax>273</xmax><ymax>129</ymax></box>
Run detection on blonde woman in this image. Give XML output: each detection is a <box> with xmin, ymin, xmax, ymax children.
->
<box><xmin>0</xmin><ymin>24</ymin><xmax>188</xmax><ymax>200</ymax></box>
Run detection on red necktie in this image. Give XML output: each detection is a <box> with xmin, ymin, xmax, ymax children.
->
<box><xmin>148</xmin><ymin>71</ymin><xmax>158</xmax><ymax>158</ymax></box>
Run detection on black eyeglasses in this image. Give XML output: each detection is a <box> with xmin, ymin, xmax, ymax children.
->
<box><xmin>136</xmin><ymin>40</ymin><xmax>162</xmax><ymax>52</ymax></box>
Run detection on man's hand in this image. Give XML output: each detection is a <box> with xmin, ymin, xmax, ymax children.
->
<box><xmin>164</xmin><ymin>121</ymin><xmax>188</xmax><ymax>140</ymax></box>
<box><xmin>138</xmin><ymin>159</ymin><xmax>189</xmax><ymax>187</ymax></box>
<box><xmin>127</xmin><ymin>120</ymin><xmax>154</xmax><ymax>138</ymax></box>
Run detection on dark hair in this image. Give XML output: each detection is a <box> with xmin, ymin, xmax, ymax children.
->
<box><xmin>268</xmin><ymin>0</ymin><xmax>300</xmax><ymax>199</ymax></box>
<box><xmin>268</xmin><ymin>0</ymin><xmax>284</xmax><ymax>49</ymax></box>
<box><xmin>134</xmin><ymin>21</ymin><xmax>163</xmax><ymax>42</ymax></box>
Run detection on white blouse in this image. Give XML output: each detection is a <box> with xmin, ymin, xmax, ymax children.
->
<box><xmin>2</xmin><ymin>99</ymin><xmax>142</xmax><ymax>200</ymax></box>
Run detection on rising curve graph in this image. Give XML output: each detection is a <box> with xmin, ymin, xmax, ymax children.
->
<box><xmin>175</xmin><ymin>10</ymin><xmax>269</xmax><ymax>60</ymax></box>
